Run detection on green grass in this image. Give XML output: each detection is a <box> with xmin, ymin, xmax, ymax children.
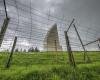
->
<box><xmin>0</xmin><ymin>51</ymin><xmax>100</xmax><ymax>80</ymax></box>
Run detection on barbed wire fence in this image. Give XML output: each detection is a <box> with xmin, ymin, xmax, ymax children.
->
<box><xmin>0</xmin><ymin>0</ymin><xmax>100</xmax><ymax>68</ymax></box>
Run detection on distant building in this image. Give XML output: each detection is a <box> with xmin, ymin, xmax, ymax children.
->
<box><xmin>44</xmin><ymin>24</ymin><xmax>62</xmax><ymax>51</ymax></box>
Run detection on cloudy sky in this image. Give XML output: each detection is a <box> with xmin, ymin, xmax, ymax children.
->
<box><xmin>0</xmin><ymin>0</ymin><xmax>100</xmax><ymax>51</ymax></box>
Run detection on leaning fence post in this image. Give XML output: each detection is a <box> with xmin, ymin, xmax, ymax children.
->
<box><xmin>0</xmin><ymin>17</ymin><xmax>10</xmax><ymax>47</ymax></box>
<box><xmin>5</xmin><ymin>36</ymin><xmax>17</xmax><ymax>68</ymax></box>
<box><xmin>0</xmin><ymin>0</ymin><xmax>10</xmax><ymax>47</ymax></box>
<box><xmin>73</xmin><ymin>24</ymin><xmax>90</xmax><ymax>62</ymax></box>
<box><xmin>64</xmin><ymin>31</ymin><xmax>76</xmax><ymax>67</ymax></box>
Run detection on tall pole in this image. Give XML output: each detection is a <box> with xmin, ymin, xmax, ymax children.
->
<box><xmin>0</xmin><ymin>18</ymin><xmax>10</xmax><ymax>47</ymax></box>
<box><xmin>3</xmin><ymin>0</ymin><xmax>8</xmax><ymax>18</ymax></box>
<box><xmin>0</xmin><ymin>0</ymin><xmax>10</xmax><ymax>47</ymax></box>
<box><xmin>5</xmin><ymin>36</ymin><xmax>17</xmax><ymax>68</ymax></box>
<box><xmin>54</xmin><ymin>40</ymin><xmax>58</xmax><ymax>63</ymax></box>
<box><xmin>47</xmin><ymin>37</ymin><xmax>48</xmax><ymax>52</ymax></box>
<box><xmin>55</xmin><ymin>40</ymin><xmax>57</xmax><ymax>52</ymax></box>
<box><xmin>64</xmin><ymin>31</ymin><xmax>76</xmax><ymax>67</ymax></box>
<box><xmin>73</xmin><ymin>24</ymin><xmax>89</xmax><ymax>62</ymax></box>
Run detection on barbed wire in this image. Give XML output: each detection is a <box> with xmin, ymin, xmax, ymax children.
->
<box><xmin>0</xmin><ymin>0</ymin><xmax>99</xmax><ymax>52</ymax></box>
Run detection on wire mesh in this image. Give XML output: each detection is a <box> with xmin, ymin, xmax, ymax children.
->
<box><xmin>0</xmin><ymin>0</ymin><xmax>99</xmax><ymax>52</ymax></box>
<box><xmin>0</xmin><ymin>0</ymin><xmax>100</xmax><ymax>80</ymax></box>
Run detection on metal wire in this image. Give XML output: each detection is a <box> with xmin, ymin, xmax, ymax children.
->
<box><xmin>0</xmin><ymin>0</ymin><xmax>99</xmax><ymax>52</ymax></box>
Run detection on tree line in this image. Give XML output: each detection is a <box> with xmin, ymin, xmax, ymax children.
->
<box><xmin>15</xmin><ymin>47</ymin><xmax>40</xmax><ymax>52</ymax></box>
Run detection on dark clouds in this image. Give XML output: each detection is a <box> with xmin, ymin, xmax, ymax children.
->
<box><xmin>0</xmin><ymin>0</ymin><xmax>100</xmax><ymax>51</ymax></box>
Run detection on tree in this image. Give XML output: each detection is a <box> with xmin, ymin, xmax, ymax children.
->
<box><xmin>35</xmin><ymin>47</ymin><xmax>39</xmax><ymax>52</ymax></box>
<box><xmin>20</xmin><ymin>48</ymin><xmax>22</xmax><ymax>52</ymax></box>
<box><xmin>7</xmin><ymin>49</ymin><xmax>9</xmax><ymax>52</ymax></box>
<box><xmin>15</xmin><ymin>48</ymin><xmax>19</xmax><ymax>52</ymax></box>
<box><xmin>23</xmin><ymin>49</ymin><xmax>26</xmax><ymax>52</ymax></box>
<box><xmin>28</xmin><ymin>47</ymin><xmax>34</xmax><ymax>52</ymax></box>
<box><xmin>28</xmin><ymin>48</ymin><xmax>31</xmax><ymax>52</ymax></box>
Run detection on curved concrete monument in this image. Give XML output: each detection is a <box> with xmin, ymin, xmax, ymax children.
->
<box><xmin>44</xmin><ymin>24</ymin><xmax>62</xmax><ymax>51</ymax></box>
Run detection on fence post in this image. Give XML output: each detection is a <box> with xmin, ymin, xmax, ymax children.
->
<box><xmin>3</xmin><ymin>0</ymin><xmax>8</xmax><ymax>18</ymax></box>
<box><xmin>54</xmin><ymin>40</ymin><xmax>58</xmax><ymax>63</ymax></box>
<box><xmin>5</xmin><ymin>36</ymin><xmax>17</xmax><ymax>68</ymax></box>
<box><xmin>73</xmin><ymin>24</ymin><xmax>90</xmax><ymax>62</ymax></box>
<box><xmin>64</xmin><ymin>31</ymin><xmax>76</xmax><ymax>67</ymax></box>
<box><xmin>0</xmin><ymin>18</ymin><xmax>10</xmax><ymax>47</ymax></box>
<box><xmin>54</xmin><ymin>40</ymin><xmax>57</xmax><ymax>52</ymax></box>
<box><xmin>0</xmin><ymin>0</ymin><xmax>9</xmax><ymax>47</ymax></box>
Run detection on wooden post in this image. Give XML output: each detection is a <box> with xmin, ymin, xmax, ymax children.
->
<box><xmin>0</xmin><ymin>17</ymin><xmax>10</xmax><ymax>47</ymax></box>
<box><xmin>54</xmin><ymin>40</ymin><xmax>57</xmax><ymax>52</ymax></box>
<box><xmin>3</xmin><ymin>0</ymin><xmax>8</xmax><ymax>18</ymax></box>
<box><xmin>73</xmin><ymin>24</ymin><xmax>89</xmax><ymax>62</ymax></box>
<box><xmin>55</xmin><ymin>40</ymin><xmax>58</xmax><ymax>63</ymax></box>
<box><xmin>5</xmin><ymin>36</ymin><xmax>17</xmax><ymax>68</ymax></box>
<box><xmin>0</xmin><ymin>0</ymin><xmax>9</xmax><ymax>47</ymax></box>
<box><xmin>47</xmin><ymin>37</ymin><xmax>48</xmax><ymax>53</ymax></box>
<box><xmin>64</xmin><ymin>31</ymin><xmax>76</xmax><ymax>67</ymax></box>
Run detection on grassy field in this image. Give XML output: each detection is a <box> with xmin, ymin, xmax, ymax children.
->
<box><xmin>0</xmin><ymin>51</ymin><xmax>100</xmax><ymax>80</ymax></box>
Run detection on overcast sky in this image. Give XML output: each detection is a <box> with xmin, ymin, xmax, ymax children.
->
<box><xmin>0</xmin><ymin>0</ymin><xmax>100</xmax><ymax>51</ymax></box>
